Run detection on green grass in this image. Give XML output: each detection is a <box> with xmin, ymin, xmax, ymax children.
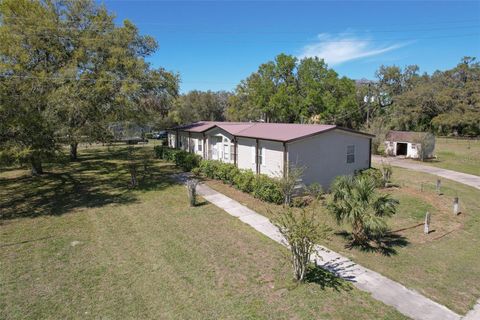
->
<box><xmin>0</xmin><ymin>145</ymin><xmax>406</xmax><ymax>320</ymax></box>
<box><xmin>418</xmin><ymin>137</ymin><xmax>480</xmax><ymax>176</ymax></box>
<box><xmin>205</xmin><ymin>167</ymin><xmax>480</xmax><ymax>314</ymax></box>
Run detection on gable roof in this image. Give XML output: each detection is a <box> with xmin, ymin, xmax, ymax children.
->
<box><xmin>170</xmin><ymin>121</ymin><xmax>374</xmax><ymax>142</ymax></box>
<box><xmin>386</xmin><ymin>130</ymin><xmax>432</xmax><ymax>143</ymax></box>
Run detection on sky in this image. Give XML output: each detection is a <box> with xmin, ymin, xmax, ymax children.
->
<box><xmin>101</xmin><ymin>0</ymin><xmax>480</xmax><ymax>92</ymax></box>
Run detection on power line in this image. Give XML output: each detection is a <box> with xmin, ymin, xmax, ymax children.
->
<box><xmin>2</xmin><ymin>17</ymin><xmax>479</xmax><ymax>34</ymax></box>
<box><xmin>0</xmin><ymin>74</ymin><xmax>238</xmax><ymax>85</ymax></box>
<box><xmin>2</xmin><ymin>29</ymin><xmax>479</xmax><ymax>44</ymax></box>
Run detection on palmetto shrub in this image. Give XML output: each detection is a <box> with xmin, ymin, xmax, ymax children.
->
<box><xmin>328</xmin><ymin>175</ymin><xmax>399</xmax><ymax>245</ymax></box>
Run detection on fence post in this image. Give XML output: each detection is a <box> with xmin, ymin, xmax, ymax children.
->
<box><xmin>436</xmin><ymin>179</ymin><xmax>441</xmax><ymax>195</ymax></box>
<box><xmin>424</xmin><ymin>212</ymin><xmax>431</xmax><ymax>234</ymax></box>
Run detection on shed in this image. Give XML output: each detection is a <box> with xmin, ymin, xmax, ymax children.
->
<box><xmin>384</xmin><ymin>130</ymin><xmax>435</xmax><ymax>159</ymax></box>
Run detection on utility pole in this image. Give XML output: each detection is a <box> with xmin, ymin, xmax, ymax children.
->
<box><xmin>363</xmin><ymin>83</ymin><xmax>374</xmax><ymax>128</ymax></box>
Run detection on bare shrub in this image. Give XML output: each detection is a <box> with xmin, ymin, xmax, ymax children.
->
<box><xmin>126</xmin><ymin>147</ymin><xmax>138</xmax><ymax>188</ymax></box>
<box><xmin>186</xmin><ymin>179</ymin><xmax>199</xmax><ymax>207</ymax></box>
<box><xmin>278</xmin><ymin>165</ymin><xmax>305</xmax><ymax>206</ymax></box>
<box><xmin>380</xmin><ymin>162</ymin><xmax>393</xmax><ymax>188</ymax></box>
<box><xmin>273</xmin><ymin>208</ymin><xmax>328</xmax><ymax>282</ymax></box>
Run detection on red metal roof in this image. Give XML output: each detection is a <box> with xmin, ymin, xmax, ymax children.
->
<box><xmin>234</xmin><ymin>123</ymin><xmax>337</xmax><ymax>142</ymax></box>
<box><xmin>171</xmin><ymin>121</ymin><xmax>373</xmax><ymax>142</ymax></box>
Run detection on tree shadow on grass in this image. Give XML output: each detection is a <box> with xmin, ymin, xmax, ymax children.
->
<box><xmin>335</xmin><ymin>231</ymin><xmax>409</xmax><ymax>256</ymax></box>
<box><xmin>304</xmin><ymin>264</ymin><xmax>351</xmax><ymax>291</ymax></box>
<box><xmin>0</xmin><ymin>147</ymin><xmax>180</xmax><ymax>221</ymax></box>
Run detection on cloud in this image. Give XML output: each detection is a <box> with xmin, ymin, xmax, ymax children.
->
<box><xmin>298</xmin><ymin>33</ymin><xmax>409</xmax><ymax>65</ymax></box>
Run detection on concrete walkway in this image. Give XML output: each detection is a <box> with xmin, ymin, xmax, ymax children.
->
<box><xmin>175</xmin><ymin>174</ymin><xmax>462</xmax><ymax>320</ymax></box>
<box><xmin>372</xmin><ymin>156</ymin><xmax>480</xmax><ymax>190</ymax></box>
<box><xmin>464</xmin><ymin>299</ymin><xmax>480</xmax><ymax>320</ymax></box>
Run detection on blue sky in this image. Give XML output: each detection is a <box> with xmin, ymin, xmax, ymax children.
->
<box><xmin>102</xmin><ymin>1</ymin><xmax>480</xmax><ymax>92</ymax></box>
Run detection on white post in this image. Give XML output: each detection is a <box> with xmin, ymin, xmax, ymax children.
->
<box><xmin>424</xmin><ymin>212</ymin><xmax>431</xmax><ymax>234</ymax></box>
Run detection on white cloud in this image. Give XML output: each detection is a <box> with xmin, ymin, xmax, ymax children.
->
<box><xmin>298</xmin><ymin>33</ymin><xmax>408</xmax><ymax>65</ymax></box>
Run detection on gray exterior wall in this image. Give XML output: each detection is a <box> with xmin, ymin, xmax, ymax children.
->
<box><xmin>287</xmin><ymin>129</ymin><xmax>371</xmax><ymax>188</ymax></box>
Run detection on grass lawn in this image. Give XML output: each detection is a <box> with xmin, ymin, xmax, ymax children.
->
<box><xmin>205</xmin><ymin>166</ymin><xmax>480</xmax><ymax>314</ymax></box>
<box><xmin>409</xmin><ymin>137</ymin><xmax>480</xmax><ymax>176</ymax></box>
<box><xmin>0</xmin><ymin>145</ymin><xmax>406</xmax><ymax>320</ymax></box>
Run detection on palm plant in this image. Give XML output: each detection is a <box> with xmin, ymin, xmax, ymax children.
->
<box><xmin>328</xmin><ymin>175</ymin><xmax>398</xmax><ymax>245</ymax></box>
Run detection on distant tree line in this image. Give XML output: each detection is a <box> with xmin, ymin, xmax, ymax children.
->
<box><xmin>168</xmin><ymin>56</ymin><xmax>479</xmax><ymax>138</ymax></box>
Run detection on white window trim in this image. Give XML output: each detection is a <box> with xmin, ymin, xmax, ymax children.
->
<box><xmin>347</xmin><ymin>145</ymin><xmax>355</xmax><ymax>164</ymax></box>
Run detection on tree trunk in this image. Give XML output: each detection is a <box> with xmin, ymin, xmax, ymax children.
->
<box><xmin>31</xmin><ymin>155</ymin><xmax>43</xmax><ymax>176</ymax></box>
<box><xmin>70</xmin><ymin>142</ymin><xmax>78</xmax><ymax>161</ymax></box>
<box><xmin>352</xmin><ymin>219</ymin><xmax>367</xmax><ymax>245</ymax></box>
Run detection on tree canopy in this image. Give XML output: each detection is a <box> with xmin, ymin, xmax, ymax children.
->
<box><xmin>226</xmin><ymin>54</ymin><xmax>360</xmax><ymax>127</ymax></box>
<box><xmin>0</xmin><ymin>0</ymin><xmax>178</xmax><ymax>171</ymax></box>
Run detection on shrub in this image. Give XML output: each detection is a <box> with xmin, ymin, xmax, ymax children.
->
<box><xmin>154</xmin><ymin>145</ymin><xmax>166</xmax><ymax>158</ymax></box>
<box><xmin>380</xmin><ymin>162</ymin><xmax>393</xmax><ymax>188</ymax></box>
<box><xmin>277</xmin><ymin>165</ymin><xmax>305</xmax><ymax>206</ymax></box>
<box><xmin>217</xmin><ymin>162</ymin><xmax>239</xmax><ymax>184</ymax></box>
<box><xmin>153</xmin><ymin>146</ymin><xmax>200</xmax><ymax>172</ymax></box>
<box><xmin>252</xmin><ymin>174</ymin><xmax>283</xmax><ymax>204</ymax></box>
<box><xmin>273</xmin><ymin>208</ymin><xmax>328</xmax><ymax>282</ymax></box>
<box><xmin>357</xmin><ymin>168</ymin><xmax>383</xmax><ymax>188</ymax></box>
<box><xmin>181</xmin><ymin>153</ymin><xmax>201</xmax><ymax>172</ymax></box>
<box><xmin>291</xmin><ymin>196</ymin><xmax>314</xmax><ymax>208</ymax></box>
<box><xmin>186</xmin><ymin>178</ymin><xmax>199</xmax><ymax>207</ymax></box>
<box><xmin>305</xmin><ymin>183</ymin><xmax>324</xmax><ymax>200</ymax></box>
<box><xmin>198</xmin><ymin>160</ymin><xmax>221</xmax><ymax>179</ymax></box>
<box><xmin>233</xmin><ymin>169</ymin><xmax>256</xmax><ymax>193</ymax></box>
<box><xmin>328</xmin><ymin>175</ymin><xmax>399</xmax><ymax>245</ymax></box>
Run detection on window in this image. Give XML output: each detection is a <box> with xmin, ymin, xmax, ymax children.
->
<box><xmin>198</xmin><ymin>141</ymin><xmax>203</xmax><ymax>152</ymax></box>
<box><xmin>411</xmin><ymin>144</ymin><xmax>416</xmax><ymax>150</ymax></box>
<box><xmin>258</xmin><ymin>147</ymin><xmax>265</xmax><ymax>165</ymax></box>
<box><xmin>347</xmin><ymin>145</ymin><xmax>355</xmax><ymax>163</ymax></box>
<box><xmin>223</xmin><ymin>143</ymin><xmax>229</xmax><ymax>161</ymax></box>
<box><xmin>230</xmin><ymin>144</ymin><xmax>234</xmax><ymax>160</ymax></box>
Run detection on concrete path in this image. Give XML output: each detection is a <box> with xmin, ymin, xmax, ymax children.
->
<box><xmin>372</xmin><ymin>156</ymin><xmax>480</xmax><ymax>190</ymax></box>
<box><xmin>174</xmin><ymin>174</ymin><xmax>462</xmax><ymax>320</ymax></box>
<box><xmin>464</xmin><ymin>299</ymin><xmax>480</xmax><ymax>320</ymax></box>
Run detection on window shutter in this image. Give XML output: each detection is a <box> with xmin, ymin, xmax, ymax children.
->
<box><xmin>251</xmin><ymin>145</ymin><xmax>255</xmax><ymax>164</ymax></box>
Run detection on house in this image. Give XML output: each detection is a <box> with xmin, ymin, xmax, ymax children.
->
<box><xmin>167</xmin><ymin>121</ymin><xmax>374</xmax><ymax>188</ymax></box>
<box><xmin>384</xmin><ymin>130</ymin><xmax>435</xmax><ymax>159</ymax></box>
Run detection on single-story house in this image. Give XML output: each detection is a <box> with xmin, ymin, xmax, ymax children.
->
<box><xmin>167</xmin><ymin>121</ymin><xmax>374</xmax><ymax>188</ymax></box>
<box><xmin>384</xmin><ymin>130</ymin><xmax>435</xmax><ymax>159</ymax></box>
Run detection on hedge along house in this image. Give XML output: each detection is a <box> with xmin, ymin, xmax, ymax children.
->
<box><xmin>384</xmin><ymin>130</ymin><xmax>435</xmax><ymax>160</ymax></box>
<box><xmin>167</xmin><ymin>121</ymin><xmax>374</xmax><ymax>188</ymax></box>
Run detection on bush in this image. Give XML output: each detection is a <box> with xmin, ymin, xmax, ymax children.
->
<box><xmin>198</xmin><ymin>160</ymin><xmax>221</xmax><ymax>179</ymax></box>
<box><xmin>158</xmin><ymin>150</ymin><xmax>283</xmax><ymax>204</ymax></box>
<box><xmin>252</xmin><ymin>174</ymin><xmax>283</xmax><ymax>204</ymax></box>
<box><xmin>233</xmin><ymin>169</ymin><xmax>256</xmax><ymax>193</ymax></box>
<box><xmin>357</xmin><ymin>168</ymin><xmax>383</xmax><ymax>188</ymax></box>
<box><xmin>305</xmin><ymin>183</ymin><xmax>324</xmax><ymax>200</ymax></box>
<box><xmin>291</xmin><ymin>196</ymin><xmax>314</xmax><ymax>208</ymax></box>
<box><xmin>145</xmin><ymin>133</ymin><xmax>153</xmax><ymax>139</ymax></box>
<box><xmin>153</xmin><ymin>146</ymin><xmax>200</xmax><ymax>172</ymax></box>
<box><xmin>186</xmin><ymin>178</ymin><xmax>199</xmax><ymax>207</ymax></box>
<box><xmin>273</xmin><ymin>208</ymin><xmax>328</xmax><ymax>282</ymax></box>
<box><xmin>181</xmin><ymin>153</ymin><xmax>202</xmax><ymax>172</ymax></box>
